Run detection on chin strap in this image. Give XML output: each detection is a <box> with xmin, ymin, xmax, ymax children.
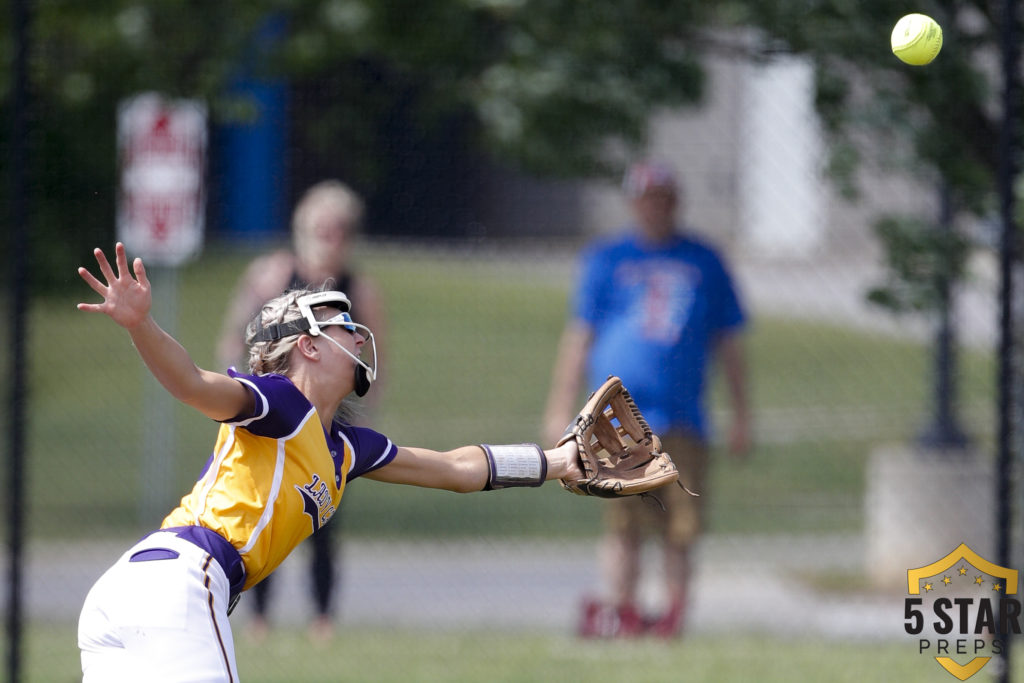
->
<box><xmin>354</xmin><ymin>364</ymin><xmax>371</xmax><ymax>397</ymax></box>
<box><xmin>318</xmin><ymin>330</ymin><xmax>377</xmax><ymax>397</ymax></box>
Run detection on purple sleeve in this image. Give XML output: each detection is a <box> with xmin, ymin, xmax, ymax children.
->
<box><xmin>222</xmin><ymin>369</ymin><xmax>315</xmax><ymax>439</ymax></box>
<box><xmin>338</xmin><ymin>424</ymin><xmax>398</xmax><ymax>481</ymax></box>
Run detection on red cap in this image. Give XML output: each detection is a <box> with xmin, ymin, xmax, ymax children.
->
<box><xmin>623</xmin><ymin>161</ymin><xmax>677</xmax><ymax>198</ymax></box>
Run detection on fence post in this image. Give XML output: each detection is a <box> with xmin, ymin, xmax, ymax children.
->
<box><xmin>6</xmin><ymin>0</ymin><xmax>31</xmax><ymax>680</ymax></box>
<box><xmin>995</xmin><ymin>0</ymin><xmax>1021</xmax><ymax>679</ymax></box>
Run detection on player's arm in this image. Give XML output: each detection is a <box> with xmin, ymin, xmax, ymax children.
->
<box><xmin>126</xmin><ymin>317</ymin><xmax>254</xmax><ymax>421</ymax></box>
<box><xmin>541</xmin><ymin>319</ymin><xmax>594</xmax><ymax>444</ymax></box>
<box><xmin>716</xmin><ymin>330</ymin><xmax>752</xmax><ymax>457</ymax></box>
<box><xmin>364</xmin><ymin>442</ymin><xmax>582</xmax><ymax>492</ymax></box>
<box><xmin>78</xmin><ymin>243</ymin><xmax>253</xmax><ymax>422</ymax></box>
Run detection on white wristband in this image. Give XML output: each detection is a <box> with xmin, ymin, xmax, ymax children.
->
<box><xmin>481</xmin><ymin>443</ymin><xmax>547</xmax><ymax>489</ymax></box>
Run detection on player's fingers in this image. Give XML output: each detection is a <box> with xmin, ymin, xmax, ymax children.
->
<box><xmin>77</xmin><ymin>266</ymin><xmax>108</xmax><ymax>297</ymax></box>
<box><xmin>132</xmin><ymin>257</ymin><xmax>149</xmax><ymax>289</ymax></box>
<box><xmin>93</xmin><ymin>247</ymin><xmax>116</xmax><ymax>284</ymax></box>
<box><xmin>113</xmin><ymin>242</ymin><xmax>131</xmax><ymax>281</ymax></box>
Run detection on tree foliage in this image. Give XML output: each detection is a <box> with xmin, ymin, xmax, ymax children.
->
<box><xmin>866</xmin><ymin>214</ymin><xmax>972</xmax><ymax>312</ymax></box>
<box><xmin>2</xmin><ymin>0</ymin><xmax>1017</xmax><ymax>291</ymax></box>
<box><xmin>3</xmin><ymin>0</ymin><xmax>727</xmax><ymax>285</ymax></box>
<box><xmin>14</xmin><ymin>0</ymin><xmax>716</xmax><ymax>172</ymax></box>
<box><xmin>733</xmin><ymin>0</ymin><xmax>1017</xmax><ymax>314</ymax></box>
<box><xmin>736</xmin><ymin>1</ymin><xmax>1005</xmax><ymax>209</ymax></box>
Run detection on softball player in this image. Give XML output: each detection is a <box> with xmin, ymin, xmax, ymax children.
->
<box><xmin>76</xmin><ymin>243</ymin><xmax>583</xmax><ymax>682</ymax></box>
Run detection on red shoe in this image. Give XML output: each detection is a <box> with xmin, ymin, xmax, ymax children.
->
<box><xmin>578</xmin><ymin>599</ymin><xmax>645</xmax><ymax>639</ymax></box>
<box><xmin>647</xmin><ymin>600</ymin><xmax>686</xmax><ymax>639</ymax></box>
<box><xmin>615</xmin><ymin>603</ymin><xmax>645</xmax><ymax>638</ymax></box>
<box><xmin>577</xmin><ymin>598</ymin><xmax>606</xmax><ymax>638</ymax></box>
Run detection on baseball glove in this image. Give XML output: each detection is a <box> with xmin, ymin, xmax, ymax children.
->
<box><xmin>557</xmin><ymin>376</ymin><xmax>681</xmax><ymax>498</ymax></box>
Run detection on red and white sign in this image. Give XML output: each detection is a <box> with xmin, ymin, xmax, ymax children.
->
<box><xmin>117</xmin><ymin>93</ymin><xmax>206</xmax><ymax>266</ymax></box>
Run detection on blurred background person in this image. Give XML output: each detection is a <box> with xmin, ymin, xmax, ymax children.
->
<box><xmin>216</xmin><ymin>179</ymin><xmax>387</xmax><ymax>641</ymax></box>
<box><xmin>543</xmin><ymin>160</ymin><xmax>752</xmax><ymax>640</ymax></box>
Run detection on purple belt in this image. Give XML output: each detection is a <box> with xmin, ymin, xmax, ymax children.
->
<box><xmin>138</xmin><ymin>526</ymin><xmax>246</xmax><ymax>608</ymax></box>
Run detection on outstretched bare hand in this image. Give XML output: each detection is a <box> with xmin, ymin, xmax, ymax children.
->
<box><xmin>77</xmin><ymin>242</ymin><xmax>152</xmax><ymax>330</ymax></box>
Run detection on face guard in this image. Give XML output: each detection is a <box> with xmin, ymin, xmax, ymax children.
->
<box><xmin>252</xmin><ymin>291</ymin><xmax>378</xmax><ymax>396</ymax></box>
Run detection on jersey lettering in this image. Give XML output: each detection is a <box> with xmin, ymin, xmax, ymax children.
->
<box><xmin>295</xmin><ymin>473</ymin><xmax>336</xmax><ymax>532</ymax></box>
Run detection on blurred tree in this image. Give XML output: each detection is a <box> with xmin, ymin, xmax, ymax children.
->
<box><xmin>276</xmin><ymin>0</ymin><xmax>713</xmax><ymax>175</ymax></box>
<box><xmin>731</xmin><ymin>0</ymin><xmax>1016</xmax><ymax>306</ymax></box>
<box><xmin>2</xmin><ymin>0</ymin><xmax>723</xmax><ymax>286</ymax></box>
<box><xmin>3</xmin><ymin>1</ymin><xmax>1016</xmax><ymax>287</ymax></box>
<box><xmin>731</xmin><ymin>1</ymin><xmax>1019</xmax><ymax>448</ymax></box>
<box><xmin>866</xmin><ymin>213</ymin><xmax>972</xmax><ymax>315</ymax></box>
<box><xmin>733</xmin><ymin>2</ymin><xmax>1001</xmax><ymax>210</ymax></box>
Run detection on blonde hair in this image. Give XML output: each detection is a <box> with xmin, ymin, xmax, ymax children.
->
<box><xmin>291</xmin><ymin>180</ymin><xmax>365</xmax><ymax>273</ymax></box>
<box><xmin>292</xmin><ymin>180</ymin><xmax>364</xmax><ymax>236</ymax></box>
<box><xmin>245</xmin><ymin>289</ymin><xmax>310</xmax><ymax>376</ymax></box>
<box><xmin>244</xmin><ymin>286</ymin><xmax>359</xmax><ymax>423</ymax></box>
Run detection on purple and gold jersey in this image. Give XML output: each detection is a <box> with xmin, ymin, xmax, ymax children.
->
<box><xmin>162</xmin><ymin>370</ymin><xmax>396</xmax><ymax>590</ymax></box>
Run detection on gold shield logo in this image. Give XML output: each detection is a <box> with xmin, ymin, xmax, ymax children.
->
<box><xmin>906</xmin><ymin>543</ymin><xmax>1018</xmax><ymax>680</ymax></box>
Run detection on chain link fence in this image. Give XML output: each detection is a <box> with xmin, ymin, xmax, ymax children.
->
<box><xmin>4</xmin><ymin>35</ymin><xmax>1020</xmax><ymax>683</ymax></box>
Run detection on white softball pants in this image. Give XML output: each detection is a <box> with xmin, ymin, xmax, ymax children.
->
<box><xmin>78</xmin><ymin>531</ymin><xmax>239</xmax><ymax>683</ymax></box>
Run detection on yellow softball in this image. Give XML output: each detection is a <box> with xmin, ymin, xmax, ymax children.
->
<box><xmin>891</xmin><ymin>13</ymin><xmax>943</xmax><ymax>66</ymax></box>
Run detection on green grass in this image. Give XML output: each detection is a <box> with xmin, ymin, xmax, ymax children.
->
<box><xmin>19</xmin><ymin>243</ymin><xmax>1003</xmax><ymax>683</ymax></box>
<box><xmin>28</xmin><ymin>242</ymin><xmax>995</xmax><ymax>540</ymax></box>
<box><xmin>31</xmin><ymin>621</ymin><xmax>1011</xmax><ymax>683</ymax></box>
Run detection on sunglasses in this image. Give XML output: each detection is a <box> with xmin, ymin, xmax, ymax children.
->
<box><xmin>317</xmin><ymin>310</ymin><xmax>358</xmax><ymax>334</ymax></box>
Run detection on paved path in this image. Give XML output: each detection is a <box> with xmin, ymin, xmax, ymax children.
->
<box><xmin>16</xmin><ymin>534</ymin><xmax>903</xmax><ymax>640</ymax></box>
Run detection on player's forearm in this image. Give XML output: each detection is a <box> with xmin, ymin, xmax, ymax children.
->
<box><xmin>479</xmin><ymin>441</ymin><xmax>580</xmax><ymax>490</ymax></box>
<box><xmin>127</xmin><ymin>316</ymin><xmax>248</xmax><ymax>423</ymax></box>
<box><xmin>370</xmin><ymin>442</ymin><xmax>579</xmax><ymax>492</ymax></box>
<box><xmin>128</xmin><ymin>316</ymin><xmax>208</xmax><ymax>402</ymax></box>
<box><xmin>542</xmin><ymin>441</ymin><xmax>579</xmax><ymax>479</ymax></box>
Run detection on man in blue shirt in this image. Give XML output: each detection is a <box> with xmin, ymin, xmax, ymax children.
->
<box><xmin>544</xmin><ymin>160</ymin><xmax>752</xmax><ymax>639</ymax></box>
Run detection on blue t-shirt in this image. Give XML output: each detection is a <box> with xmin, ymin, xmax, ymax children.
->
<box><xmin>573</xmin><ymin>230</ymin><xmax>745</xmax><ymax>439</ymax></box>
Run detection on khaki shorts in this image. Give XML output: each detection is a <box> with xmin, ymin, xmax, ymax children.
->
<box><xmin>604</xmin><ymin>433</ymin><xmax>708</xmax><ymax>548</ymax></box>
